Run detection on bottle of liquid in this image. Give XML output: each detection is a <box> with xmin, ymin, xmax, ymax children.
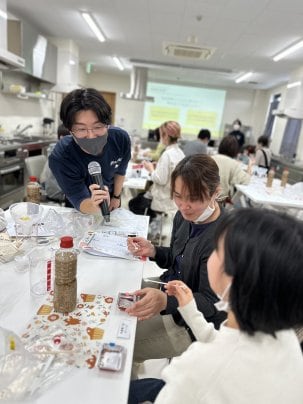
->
<box><xmin>280</xmin><ymin>168</ymin><xmax>289</xmax><ymax>187</ymax></box>
<box><xmin>266</xmin><ymin>168</ymin><xmax>275</xmax><ymax>188</ymax></box>
<box><xmin>26</xmin><ymin>176</ymin><xmax>41</xmax><ymax>204</ymax></box>
<box><xmin>54</xmin><ymin>236</ymin><xmax>77</xmax><ymax>313</ymax></box>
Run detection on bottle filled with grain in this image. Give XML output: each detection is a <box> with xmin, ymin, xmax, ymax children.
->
<box><xmin>54</xmin><ymin>236</ymin><xmax>77</xmax><ymax>313</ymax></box>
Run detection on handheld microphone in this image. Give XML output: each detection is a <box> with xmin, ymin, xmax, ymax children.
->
<box><xmin>88</xmin><ymin>161</ymin><xmax>110</xmax><ymax>222</ymax></box>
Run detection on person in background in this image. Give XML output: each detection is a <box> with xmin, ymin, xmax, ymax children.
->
<box><xmin>127</xmin><ymin>155</ymin><xmax>226</xmax><ymax>378</ymax></box>
<box><xmin>49</xmin><ymin>88</ymin><xmax>131</xmax><ymax>214</ymax></box>
<box><xmin>182</xmin><ymin>128</ymin><xmax>211</xmax><ymax>157</ymax></box>
<box><xmin>129</xmin><ymin>208</ymin><xmax>303</xmax><ymax>404</ymax></box>
<box><xmin>40</xmin><ymin>124</ymin><xmax>69</xmax><ymax>203</ymax></box>
<box><xmin>148</xmin><ymin>127</ymin><xmax>161</xmax><ymax>142</ymax></box>
<box><xmin>254</xmin><ymin>135</ymin><xmax>272</xmax><ymax>171</ymax></box>
<box><xmin>142</xmin><ymin>126</ymin><xmax>165</xmax><ymax>162</ymax></box>
<box><xmin>228</xmin><ymin>119</ymin><xmax>245</xmax><ymax>149</ymax></box>
<box><xmin>128</xmin><ymin>121</ymin><xmax>184</xmax><ymax>218</ymax></box>
<box><xmin>212</xmin><ymin>135</ymin><xmax>251</xmax><ymax>199</ymax></box>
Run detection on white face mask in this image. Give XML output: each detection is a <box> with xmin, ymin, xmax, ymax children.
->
<box><xmin>233</xmin><ymin>124</ymin><xmax>240</xmax><ymax>131</ymax></box>
<box><xmin>214</xmin><ymin>283</ymin><xmax>231</xmax><ymax>312</ymax></box>
<box><xmin>194</xmin><ymin>204</ymin><xmax>215</xmax><ymax>223</ymax></box>
<box><xmin>194</xmin><ymin>195</ymin><xmax>217</xmax><ymax>223</ymax></box>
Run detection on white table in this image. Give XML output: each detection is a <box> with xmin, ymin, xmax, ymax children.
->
<box><xmin>0</xmin><ymin>207</ymin><xmax>149</xmax><ymax>404</ymax></box>
<box><xmin>235</xmin><ymin>178</ymin><xmax>303</xmax><ymax>212</ymax></box>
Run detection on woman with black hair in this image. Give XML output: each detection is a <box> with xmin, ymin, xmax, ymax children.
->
<box><xmin>255</xmin><ymin>135</ymin><xmax>272</xmax><ymax>170</ymax></box>
<box><xmin>129</xmin><ymin>208</ymin><xmax>303</xmax><ymax>403</ymax></box>
<box><xmin>127</xmin><ymin>155</ymin><xmax>226</xmax><ymax>378</ymax></box>
<box><xmin>49</xmin><ymin>88</ymin><xmax>131</xmax><ymax>213</ymax></box>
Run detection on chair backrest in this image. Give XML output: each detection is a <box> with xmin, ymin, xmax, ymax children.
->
<box><xmin>25</xmin><ymin>155</ymin><xmax>47</xmax><ymax>182</ymax></box>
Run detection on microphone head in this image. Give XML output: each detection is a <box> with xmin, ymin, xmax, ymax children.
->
<box><xmin>88</xmin><ymin>161</ymin><xmax>101</xmax><ymax>175</ymax></box>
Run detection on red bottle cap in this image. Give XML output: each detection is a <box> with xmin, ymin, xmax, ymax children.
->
<box><xmin>60</xmin><ymin>236</ymin><xmax>74</xmax><ymax>248</ymax></box>
<box><xmin>29</xmin><ymin>176</ymin><xmax>38</xmax><ymax>182</ymax></box>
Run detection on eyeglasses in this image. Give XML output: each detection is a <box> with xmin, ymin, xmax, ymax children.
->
<box><xmin>71</xmin><ymin>124</ymin><xmax>108</xmax><ymax>138</ymax></box>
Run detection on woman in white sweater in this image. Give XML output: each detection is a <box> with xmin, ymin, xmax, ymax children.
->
<box><xmin>212</xmin><ymin>135</ymin><xmax>252</xmax><ymax>198</ymax></box>
<box><xmin>129</xmin><ymin>208</ymin><xmax>303</xmax><ymax>404</ymax></box>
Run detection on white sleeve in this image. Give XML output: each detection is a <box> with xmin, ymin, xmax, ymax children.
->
<box><xmin>150</xmin><ymin>152</ymin><xmax>170</xmax><ymax>185</ymax></box>
<box><xmin>178</xmin><ymin>299</ymin><xmax>218</xmax><ymax>342</ymax></box>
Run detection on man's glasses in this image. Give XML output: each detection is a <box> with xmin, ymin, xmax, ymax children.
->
<box><xmin>71</xmin><ymin>123</ymin><xmax>108</xmax><ymax>138</ymax></box>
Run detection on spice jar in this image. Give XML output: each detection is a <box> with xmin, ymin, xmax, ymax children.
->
<box><xmin>26</xmin><ymin>176</ymin><xmax>40</xmax><ymax>204</ymax></box>
<box><xmin>54</xmin><ymin>236</ymin><xmax>77</xmax><ymax>313</ymax></box>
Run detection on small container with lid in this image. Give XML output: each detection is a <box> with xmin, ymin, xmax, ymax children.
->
<box><xmin>27</xmin><ymin>176</ymin><xmax>41</xmax><ymax>204</ymax></box>
<box><xmin>54</xmin><ymin>236</ymin><xmax>77</xmax><ymax>313</ymax></box>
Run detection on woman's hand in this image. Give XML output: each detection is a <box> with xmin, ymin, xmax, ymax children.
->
<box><xmin>125</xmin><ymin>288</ymin><xmax>167</xmax><ymax>320</ymax></box>
<box><xmin>89</xmin><ymin>184</ymin><xmax>110</xmax><ymax>208</ymax></box>
<box><xmin>127</xmin><ymin>236</ymin><xmax>156</xmax><ymax>258</ymax></box>
<box><xmin>165</xmin><ymin>280</ymin><xmax>193</xmax><ymax>307</ymax></box>
<box><xmin>143</xmin><ymin>160</ymin><xmax>154</xmax><ymax>173</ymax></box>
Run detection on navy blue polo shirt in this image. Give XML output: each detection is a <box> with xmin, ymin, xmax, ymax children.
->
<box><xmin>49</xmin><ymin>126</ymin><xmax>131</xmax><ymax>210</ymax></box>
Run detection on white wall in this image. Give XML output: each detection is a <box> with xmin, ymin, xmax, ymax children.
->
<box><xmin>2</xmin><ymin>67</ymin><xmax>303</xmax><ymax>160</ymax></box>
<box><xmin>86</xmin><ymin>70</ymin><xmax>269</xmax><ymax>142</ymax></box>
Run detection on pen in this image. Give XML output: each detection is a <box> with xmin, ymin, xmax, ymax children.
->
<box><xmin>128</xmin><ymin>235</ymin><xmax>140</xmax><ymax>250</ymax></box>
<box><xmin>143</xmin><ymin>278</ymin><xmax>167</xmax><ymax>285</ymax></box>
<box><xmin>144</xmin><ymin>278</ymin><xmax>188</xmax><ymax>290</ymax></box>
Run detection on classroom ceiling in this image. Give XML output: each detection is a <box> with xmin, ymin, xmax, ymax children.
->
<box><xmin>6</xmin><ymin>0</ymin><xmax>303</xmax><ymax>90</ymax></box>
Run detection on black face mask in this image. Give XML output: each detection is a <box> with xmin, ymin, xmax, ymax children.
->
<box><xmin>73</xmin><ymin>134</ymin><xmax>108</xmax><ymax>155</ymax></box>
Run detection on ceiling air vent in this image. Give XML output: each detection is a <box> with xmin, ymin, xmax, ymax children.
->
<box><xmin>163</xmin><ymin>42</ymin><xmax>216</xmax><ymax>60</ymax></box>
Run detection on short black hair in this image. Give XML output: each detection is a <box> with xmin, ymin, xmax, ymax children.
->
<box><xmin>60</xmin><ymin>88</ymin><xmax>112</xmax><ymax>130</ymax></box>
<box><xmin>218</xmin><ymin>135</ymin><xmax>239</xmax><ymax>158</ymax></box>
<box><xmin>198</xmin><ymin>129</ymin><xmax>211</xmax><ymax>141</ymax></box>
<box><xmin>57</xmin><ymin>124</ymin><xmax>70</xmax><ymax>139</ymax></box>
<box><xmin>171</xmin><ymin>154</ymin><xmax>220</xmax><ymax>201</ymax></box>
<box><xmin>214</xmin><ymin>208</ymin><xmax>303</xmax><ymax>335</ymax></box>
<box><xmin>258</xmin><ymin>135</ymin><xmax>269</xmax><ymax>147</ymax></box>
<box><xmin>233</xmin><ymin>119</ymin><xmax>242</xmax><ymax>126</ymax></box>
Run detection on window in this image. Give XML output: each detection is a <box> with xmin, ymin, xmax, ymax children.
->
<box><xmin>279</xmin><ymin>118</ymin><xmax>302</xmax><ymax>160</ymax></box>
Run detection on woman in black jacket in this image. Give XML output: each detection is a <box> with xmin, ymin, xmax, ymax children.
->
<box><xmin>127</xmin><ymin>154</ymin><xmax>226</xmax><ymax>376</ymax></box>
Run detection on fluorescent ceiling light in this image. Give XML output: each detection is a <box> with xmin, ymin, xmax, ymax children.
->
<box><xmin>273</xmin><ymin>40</ymin><xmax>303</xmax><ymax>62</ymax></box>
<box><xmin>287</xmin><ymin>81</ymin><xmax>301</xmax><ymax>89</ymax></box>
<box><xmin>81</xmin><ymin>12</ymin><xmax>106</xmax><ymax>43</ymax></box>
<box><xmin>112</xmin><ymin>56</ymin><xmax>124</xmax><ymax>71</ymax></box>
<box><xmin>235</xmin><ymin>72</ymin><xmax>253</xmax><ymax>83</ymax></box>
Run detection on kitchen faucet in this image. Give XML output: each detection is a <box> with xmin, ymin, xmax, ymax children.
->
<box><xmin>14</xmin><ymin>124</ymin><xmax>33</xmax><ymax>137</ymax></box>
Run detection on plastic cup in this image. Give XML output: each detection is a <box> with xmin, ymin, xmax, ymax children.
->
<box><xmin>9</xmin><ymin>203</ymin><xmax>43</xmax><ymax>241</ymax></box>
<box><xmin>29</xmin><ymin>248</ymin><xmax>53</xmax><ymax>296</ymax></box>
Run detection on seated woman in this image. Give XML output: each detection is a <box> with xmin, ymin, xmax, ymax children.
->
<box><xmin>127</xmin><ymin>155</ymin><xmax>227</xmax><ymax>378</ymax></box>
<box><xmin>129</xmin><ymin>208</ymin><xmax>303</xmax><ymax>404</ymax></box>
<box><xmin>212</xmin><ymin>135</ymin><xmax>252</xmax><ymax>199</ymax></box>
<box><xmin>254</xmin><ymin>135</ymin><xmax>272</xmax><ymax>171</ymax></box>
<box><xmin>129</xmin><ymin>121</ymin><xmax>184</xmax><ymax>218</ymax></box>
